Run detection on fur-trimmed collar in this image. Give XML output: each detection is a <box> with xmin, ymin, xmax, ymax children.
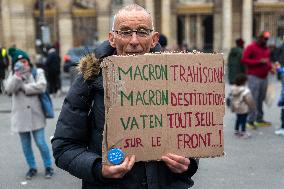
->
<box><xmin>77</xmin><ymin>53</ymin><xmax>101</xmax><ymax>81</ymax></box>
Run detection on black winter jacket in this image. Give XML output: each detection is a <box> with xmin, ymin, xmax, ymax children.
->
<box><xmin>52</xmin><ymin>41</ymin><xmax>198</xmax><ymax>189</ymax></box>
<box><xmin>45</xmin><ymin>49</ymin><xmax>61</xmax><ymax>75</ymax></box>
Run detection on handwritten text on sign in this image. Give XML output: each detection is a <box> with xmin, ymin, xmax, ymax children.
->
<box><xmin>102</xmin><ymin>53</ymin><xmax>225</xmax><ymax>163</ymax></box>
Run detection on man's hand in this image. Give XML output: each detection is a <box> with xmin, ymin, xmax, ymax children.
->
<box><xmin>14</xmin><ymin>71</ymin><xmax>23</xmax><ymax>79</ymax></box>
<box><xmin>260</xmin><ymin>58</ymin><xmax>269</xmax><ymax>64</ymax></box>
<box><xmin>102</xmin><ymin>155</ymin><xmax>135</xmax><ymax>179</ymax></box>
<box><xmin>161</xmin><ymin>153</ymin><xmax>190</xmax><ymax>173</ymax></box>
<box><xmin>269</xmin><ymin>61</ymin><xmax>281</xmax><ymax>74</ymax></box>
<box><xmin>274</xmin><ymin>61</ymin><xmax>281</xmax><ymax>69</ymax></box>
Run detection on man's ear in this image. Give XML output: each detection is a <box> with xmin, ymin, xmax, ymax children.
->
<box><xmin>108</xmin><ymin>32</ymin><xmax>116</xmax><ymax>48</ymax></box>
<box><xmin>150</xmin><ymin>32</ymin><xmax>160</xmax><ymax>48</ymax></box>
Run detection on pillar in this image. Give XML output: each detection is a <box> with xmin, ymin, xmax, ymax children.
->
<box><xmin>222</xmin><ymin>0</ymin><xmax>232</xmax><ymax>54</ymax></box>
<box><xmin>57</xmin><ymin>2</ymin><xmax>73</xmax><ymax>60</ymax></box>
<box><xmin>24</xmin><ymin>0</ymin><xmax>36</xmax><ymax>54</ymax></box>
<box><xmin>161</xmin><ymin>0</ymin><xmax>172</xmax><ymax>46</ymax></box>
<box><xmin>196</xmin><ymin>15</ymin><xmax>202</xmax><ymax>50</ymax></box>
<box><xmin>242</xmin><ymin>0</ymin><xmax>253</xmax><ymax>45</ymax></box>
<box><xmin>1</xmin><ymin>0</ymin><xmax>12</xmax><ymax>47</ymax></box>
<box><xmin>97</xmin><ymin>0</ymin><xmax>111</xmax><ymax>41</ymax></box>
<box><xmin>145</xmin><ymin>0</ymin><xmax>155</xmax><ymax>28</ymax></box>
<box><xmin>185</xmin><ymin>15</ymin><xmax>190</xmax><ymax>48</ymax></box>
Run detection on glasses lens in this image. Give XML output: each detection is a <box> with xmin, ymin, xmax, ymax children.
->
<box><xmin>137</xmin><ymin>29</ymin><xmax>150</xmax><ymax>37</ymax></box>
<box><xmin>119</xmin><ymin>30</ymin><xmax>133</xmax><ymax>37</ymax></box>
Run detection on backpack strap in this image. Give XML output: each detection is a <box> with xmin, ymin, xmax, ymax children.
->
<box><xmin>31</xmin><ymin>68</ymin><xmax>37</xmax><ymax>79</ymax></box>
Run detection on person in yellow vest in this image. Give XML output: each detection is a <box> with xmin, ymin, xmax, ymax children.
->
<box><xmin>0</xmin><ymin>47</ymin><xmax>10</xmax><ymax>93</ymax></box>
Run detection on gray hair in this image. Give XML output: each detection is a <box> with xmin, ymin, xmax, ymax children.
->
<box><xmin>111</xmin><ymin>4</ymin><xmax>154</xmax><ymax>31</ymax></box>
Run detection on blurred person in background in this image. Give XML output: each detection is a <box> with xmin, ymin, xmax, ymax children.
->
<box><xmin>176</xmin><ymin>42</ymin><xmax>189</xmax><ymax>52</ymax></box>
<box><xmin>4</xmin><ymin>48</ymin><xmax>54</xmax><ymax>180</ymax></box>
<box><xmin>227</xmin><ymin>38</ymin><xmax>245</xmax><ymax>85</ymax></box>
<box><xmin>229</xmin><ymin>74</ymin><xmax>256</xmax><ymax>138</ymax></box>
<box><xmin>269</xmin><ymin>44</ymin><xmax>279</xmax><ymax>63</ymax></box>
<box><xmin>268</xmin><ymin>43</ymin><xmax>281</xmax><ymax>80</ymax></box>
<box><xmin>0</xmin><ymin>46</ymin><xmax>10</xmax><ymax>94</ymax></box>
<box><xmin>45</xmin><ymin>45</ymin><xmax>61</xmax><ymax>96</ymax></box>
<box><xmin>159</xmin><ymin>34</ymin><xmax>168</xmax><ymax>52</ymax></box>
<box><xmin>275</xmin><ymin>40</ymin><xmax>284</xmax><ymax>66</ymax></box>
<box><xmin>241</xmin><ymin>31</ymin><xmax>275</xmax><ymax>128</ymax></box>
<box><xmin>274</xmin><ymin>62</ymin><xmax>284</xmax><ymax>136</ymax></box>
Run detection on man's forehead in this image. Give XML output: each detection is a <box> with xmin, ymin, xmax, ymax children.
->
<box><xmin>114</xmin><ymin>10</ymin><xmax>152</xmax><ymax>29</ymax></box>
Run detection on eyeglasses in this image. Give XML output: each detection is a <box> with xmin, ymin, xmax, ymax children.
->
<box><xmin>113</xmin><ymin>28</ymin><xmax>153</xmax><ymax>38</ymax></box>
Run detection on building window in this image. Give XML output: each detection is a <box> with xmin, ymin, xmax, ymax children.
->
<box><xmin>114</xmin><ymin>0</ymin><xmax>123</xmax><ymax>5</ymax></box>
<box><xmin>73</xmin><ymin>0</ymin><xmax>96</xmax><ymax>9</ymax></box>
<box><xmin>72</xmin><ymin>2</ymin><xmax>97</xmax><ymax>47</ymax></box>
<box><xmin>278</xmin><ymin>27</ymin><xmax>284</xmax><ymax>37</ymax></box>
<box><xmin>33</xmin><ymin>1</ymin><xmax>58</xmax><ymax>46</ymax></box>
<box><xmin>72</xmin><ymin>16</ymin><xmax>97</xmax><ymax>46</ymax></box>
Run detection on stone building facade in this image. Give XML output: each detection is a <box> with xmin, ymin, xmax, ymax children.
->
<box><xmin>0</xmin><ymin>0</ymin><xmax>284</xmax><ymax>60</ymax></box>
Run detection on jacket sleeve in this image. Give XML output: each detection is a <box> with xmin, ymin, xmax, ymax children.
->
<box><xmin>51</xmin><ymin>75</ymin><xmax>101</xmax><ymax>183</ymax></box>
<box><xmin>22</xmin><ymin>69</ymin><xmax>46</xmax><ymax>95</ymax></box>
<box><xmin>244</xmin><ymin>93</ymin><xmax>256</xmax><ymax>111</ymax></box>
<box><xmin>241</xmin><ymin>45</ymin><xmax>262</xmax><ymax>66</ymax></box>
<box><xmin>178</xmin><ymin>158</ymin><xmax>199</xmax><ymax>181</ymax></box>
<box><xmin>4</xmin><ymin>72</ymin><xmax>23</xmax><ymax>95</ymax></box>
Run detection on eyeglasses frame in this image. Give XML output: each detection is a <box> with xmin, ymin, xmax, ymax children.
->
<box><xmin>112</xmin><ymin>28</ymin><xmax>154</xmax><ymax>38</ymax></box>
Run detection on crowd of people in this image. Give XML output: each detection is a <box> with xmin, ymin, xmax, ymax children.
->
<box><xmin>228</xmin><ymin>31</ymin><xmax>284</xmax><ymax>138</ymax></box>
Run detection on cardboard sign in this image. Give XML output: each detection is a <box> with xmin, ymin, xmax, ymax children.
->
<box><xmin>102</xmin><ymin>53</ymin><xmax>225</xmax><ymax>164</ymax></box>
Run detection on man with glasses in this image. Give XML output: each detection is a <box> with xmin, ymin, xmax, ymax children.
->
<box><xmin>52</xmin><ymin>4</ymin><xmax>198</xmax><ymax>189</ymax></box>
<box><xmin>241</xmin><ymin>31</ymin><xmax>275</xmax><ymax>128</ymax></box>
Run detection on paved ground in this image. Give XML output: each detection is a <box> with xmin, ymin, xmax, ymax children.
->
<box><xmin>0</xmin><ymin>77</ymin><xmax>283</xmax><ymax>189</ymax></box>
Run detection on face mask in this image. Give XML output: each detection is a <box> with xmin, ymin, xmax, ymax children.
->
<box><xmin>14</xmin><ymin>61</ymin><xmax>25</xmax><ymax>72</ymax></box>
<box><xmin>14</xmin><ymin>60</ymin><xmax>31</xmax><ymax>75</ymax></box>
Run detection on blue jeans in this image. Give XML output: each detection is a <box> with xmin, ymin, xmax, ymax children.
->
<box><xmin>19</xmin><ymin>128</ymin><xmax>52</xmax><ymax>169</ymax></box>
<box><xmin>235</xmin><ymin>113</ymin><xmax>248</xmax><ymax>132</ymax></box>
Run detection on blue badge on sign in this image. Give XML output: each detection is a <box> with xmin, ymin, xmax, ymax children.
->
<box><xmin>107</xmin><ymin>148</ymin><xmax>125</xmax><ymax>165</ymax></box>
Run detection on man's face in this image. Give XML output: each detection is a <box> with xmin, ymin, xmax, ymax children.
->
<box><xmin>258</xmin><ymin>36</ymin><xmax>269</xmax><ymax>47</ymax></box>
<box><xmin>109</xmin><ymin>10</ymin><xmax>159</xmax><ymax>55</ymax></box>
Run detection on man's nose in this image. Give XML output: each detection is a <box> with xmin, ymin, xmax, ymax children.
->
<box><xmin>129</xmin><ymin>32</ymin><xmax>139</xmax><ymax>46</ymax></box>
